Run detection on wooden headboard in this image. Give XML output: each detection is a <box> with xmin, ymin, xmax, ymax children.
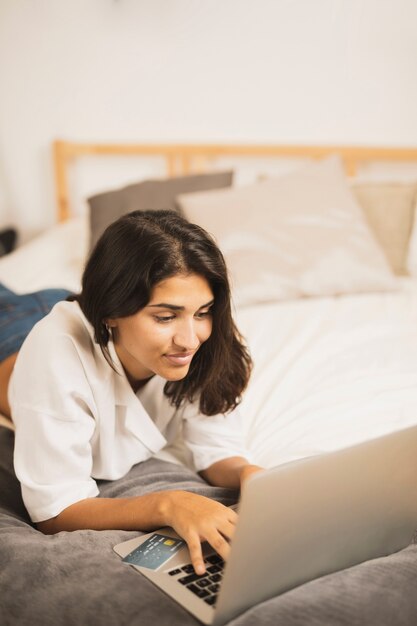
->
<box><xmin>53</xmin><ymin>140</ymin><xmax>417</xmax><ymax>222</ymax></box>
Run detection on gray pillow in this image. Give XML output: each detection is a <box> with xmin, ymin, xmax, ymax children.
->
<box><xmin>87</xmin><ymin>171</ymin><xmax>234</xmax><ymax>250</ymax></box>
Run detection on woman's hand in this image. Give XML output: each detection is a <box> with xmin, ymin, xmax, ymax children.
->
<box><xmin>239</xmin><ymin>464</ymin><xmax>264</xmax><ymax>486</ymax></box>
<box><xmin>162</xmin><ymin>490</ymin><xmax>237</xmax><ymax>575</ymax></box>
<box><xmin>200</xmin><ymin>456</ymin><xmax>265</xmax><ymax>489</ymax></box>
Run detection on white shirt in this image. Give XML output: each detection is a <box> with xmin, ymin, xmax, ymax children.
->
<box><xmin>10</xmin><ymin>301</ymin><xmax>249</xmax><ymax>523</ymax></box>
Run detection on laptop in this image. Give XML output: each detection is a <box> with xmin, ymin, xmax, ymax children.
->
<box><xmin>114</xmin><ymin>424</ymin><xmax>417</xmax><ymax>625</ymax></box>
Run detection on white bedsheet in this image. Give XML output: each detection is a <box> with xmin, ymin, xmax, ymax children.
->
<box><xmin>236</xmin><ymin>281</ymin><xmax>417</xmax><ymax>467</ymax></box>
<box><xmin>1</xmin><ymin>218</ymin><xmax>417</xmax><ymax>469</ymax></box>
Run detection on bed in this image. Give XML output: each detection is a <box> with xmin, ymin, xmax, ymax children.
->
<box><xmin>1</xmin><ymin>141</ymin><xmax>417</xmax><ymax>625</ymax></box>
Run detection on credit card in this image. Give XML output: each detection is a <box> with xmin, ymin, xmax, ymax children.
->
<box><xmin>122</xmin><ymin>533</ymin><xmax>186</xmax><ymax>570</ymax></box>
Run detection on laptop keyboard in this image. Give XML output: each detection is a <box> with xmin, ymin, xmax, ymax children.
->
<box><xmin>168</xmin><ymin>554</ymin><xmax>224</xmax><ymax>607</ymax></box>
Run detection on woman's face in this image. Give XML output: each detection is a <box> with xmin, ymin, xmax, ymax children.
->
<box><xmin>107</xmin><ymin>273</ymin><xmax>214</xmax><ymax>388</ymax></box>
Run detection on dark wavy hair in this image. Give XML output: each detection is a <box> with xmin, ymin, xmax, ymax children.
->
<box><xmin>73</xmin><ymin>210</ymin><xmax>252</xmax><ymax>416</ymax></box>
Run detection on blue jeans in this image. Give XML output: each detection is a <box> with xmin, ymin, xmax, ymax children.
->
<box><xmin>0</xmin><ymin>283</ymin><xmax>72</xmax><ymax>362</ymax></box>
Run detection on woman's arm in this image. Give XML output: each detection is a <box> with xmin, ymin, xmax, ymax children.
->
<box><xmin>36</xmin><ymin>492</ymin><xmax>169</xmax><ymax>534</ymax></box>
<box><xmin>199</xmin><ymin>456</ymin><xmax>264</xmax><ymax>488</ymax></box>
<box><xmin>37</xmin><ymin>489</ymin><xmax>238</xmax><ymax>576</ymax></box>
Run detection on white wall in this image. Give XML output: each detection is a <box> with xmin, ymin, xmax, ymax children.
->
<box><xmin>0</xmin><ymin>0</ymin><xmax>417</xmax><ymax>240</ymax></box>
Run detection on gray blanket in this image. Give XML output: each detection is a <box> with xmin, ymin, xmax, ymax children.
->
<box><xmin>1</xmin><ymin>425</ymin><xmax>416</xmax><ymax>626</ymax></box>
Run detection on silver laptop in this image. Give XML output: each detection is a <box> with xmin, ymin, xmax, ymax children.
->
<box><xmin>114</xmin><ymin>424</ymin><xmax>417</xmax><ymax>625</ymax></box>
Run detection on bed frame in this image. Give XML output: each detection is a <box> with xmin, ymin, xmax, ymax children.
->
<box><xmin>53</xmin><ymin>140</ymin><xmax>417</xmax><ymax>222</ymax></box>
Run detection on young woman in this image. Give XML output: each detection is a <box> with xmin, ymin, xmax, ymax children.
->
<box><xmin>0</xmin><ymin>209</ymin><xmax>262</xmax><ymax>575</ymax></box>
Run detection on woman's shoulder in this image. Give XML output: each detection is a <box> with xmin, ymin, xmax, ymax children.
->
<box><xmin>29</xmin><ymin>300</ymin><xmax>91</xmax><ymax>338</ymax></box>
<box><xmin>10</xmin><ymin>301</ymin><xmax>104</xmax><ymax>404</ymax></box>
<box><xmin>19</xmin><ymin>300</ymin><xmax>96</xmax><ymax>360</ymax></box>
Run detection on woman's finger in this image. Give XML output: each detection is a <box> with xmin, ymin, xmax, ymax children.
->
<box><xmin>205</xmin><ymin>529</ymin><xmax>232</xmax><ymax>562</ymax></box>
<box><xmin>186</xmin><ymin>532</ymin><xmax>206</xmax><ymax>575</ymax></box>
<box><xmin>218</xmin><ymin>518</ymin><xmax>236</xmax><ymax>542</ymax></box>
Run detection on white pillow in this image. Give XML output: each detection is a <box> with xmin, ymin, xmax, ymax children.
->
<box><xmin>178</xmin><ymin>156</ymin><xmax>397</xmax><ymax>306</ymax></box>
<box><xmin>406</xmin><ymin>200</ymin><xmax>417</xmax><ymax>276</ymax></box>
<box><xmin>0</xmin><ymin>216</ymin><xmax>88</xmax><ymax>294</ymax></box>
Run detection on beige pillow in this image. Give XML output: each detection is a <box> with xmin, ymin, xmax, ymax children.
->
<box><xmin>351</xmin><ymin>182</ymin><xmax>417</xmax><ymax>275</ymax></box>
<box><xmin>406</xmin><ymin>197</ymin><xmax>417</xmax><ymax>276</ymax></box>
<box><xmin>178</xmin><ymin>156</ymin><xmax>397</xmax><ymax>306</ymax></box>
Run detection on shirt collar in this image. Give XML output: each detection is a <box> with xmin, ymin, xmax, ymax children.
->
<box><xmin>73</xmin><ymin>303</ymin><xmax>167</xmax><ymax>454</ymax></box>
<box><xmin>107</xmin><ymin>336</ymin><xmax>167</xmax><ymax>453</ymax></box>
